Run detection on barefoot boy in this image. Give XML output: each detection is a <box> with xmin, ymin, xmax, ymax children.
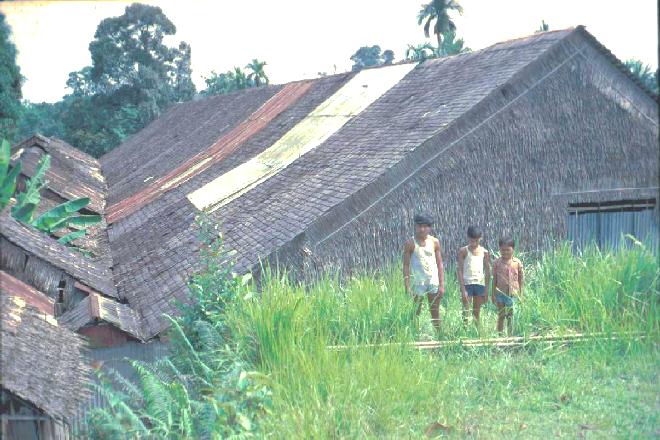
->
<box><xmin>403</xmin><ymin>214</ymin><xmax>445</xmax><ymax>332</ymax></box>
<box><xmin>457</xmin><ymin>226</ymin><xmax>490</xmax><ymax>328</ymax></box>
<box><xmin>491</xmin><ymin>237</ymin><xmax>524</xmax><ymax>336</ymax></box>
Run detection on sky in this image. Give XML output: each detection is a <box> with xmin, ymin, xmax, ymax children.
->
<box><xmin>1</xmin><ymin>0</ymin><xmax>658</xmax><ymax>103</ymax></box>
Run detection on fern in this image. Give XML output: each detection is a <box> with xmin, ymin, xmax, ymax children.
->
<box><xmin>86</xmin><ymin>215</ymin><xmax>271</xmax><ymax>438</ymax></box>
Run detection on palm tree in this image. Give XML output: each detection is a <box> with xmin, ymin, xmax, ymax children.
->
<box><xmin>436</xmin><ymin>30</ymin><xmax>470</xmax><ymax>57</ymax></box>
<box><xmin>245</xmin><ymin>59</ymin><xmax>269</xmax><ymax>87</ymax></box>
<box><xmin>232</xmin><ymin>67</ymin><xmax>248</xmax><ymax>89</ymax></box>
<box><xmin>405</xmin><ymin>43</ymin><xmax>436</xmax><ymax>62</ymax></box>
<box><xmin>417</xmin><ymin>0</ymin><xmax>463</xmax><ymax>49</ymax></box>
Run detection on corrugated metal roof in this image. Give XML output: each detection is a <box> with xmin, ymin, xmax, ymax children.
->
<box><xmin>187</xmin><ymin>63</ymin><xmax>417</xmax><ymax>211</ymax></box>
<box><xmin>0</xmin><ymin>270</ymin><xmax>54</xmax><ymax>316</ymax></box>
<box><xmin>105</xmin><ymin>81</ymin><xmax>314</xmax><ymax>224</ymax></box>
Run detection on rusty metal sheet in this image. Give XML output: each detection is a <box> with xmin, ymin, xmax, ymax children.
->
<box><xmin>187</xmin><ymin>63</ymin><xmax>417</xmax><ymax>212</ymax></box>
<box><xmin>105</xmin><ymin>81</ymin><xmax>314</xmax><ymax>224</ymax></box>
<box><xmin>0</xmin><ymin>270</ymin><xmax>55</xmax><ymax>316</ymax></box>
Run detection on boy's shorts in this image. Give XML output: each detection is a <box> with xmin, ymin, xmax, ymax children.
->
<box><xmin>496</xmin><ymin>292</ymin><xmax>516</xmax><ymax>308</ymax></box>
<box><xmin>411</xmin><ymin>283</ymin><xmax>439</xmax><ymax>297</ymax></box>
<box><xmin>465</xmin><ymin>284</ymin><xmax>485</xmax><ymax>297</ymax></box>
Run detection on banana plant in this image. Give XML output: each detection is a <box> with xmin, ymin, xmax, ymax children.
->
<box><xmin>0</xmin><ymin>138</ymin><xmax>22</xmax><ymax>210</ymax></box>
<box><xmin>11</xmin><ymin>153</ymin><xmax>50</xmax><ymax>222</ymax></box>
<box><xmin>31</xmin><ymin>197</ymin><xmax>101</xmax><ymax>245</ymax></box>
<box><xmin>1</xmin><ymin>138</ymin><xmax>101</xmax><ymax>246</ymax></box>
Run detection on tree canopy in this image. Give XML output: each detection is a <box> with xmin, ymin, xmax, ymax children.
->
<box><xmin>0</xmin><ymin>13</ymin><xmax>23</xmax><ymax>141</ymax></box>
<box><xmin>60</xmin><ymin>3</ymin><xmax>196</xmax><ymax>156</ymax></box>
<box><xmin>350</xmin><ymin>45</ymin><xmax>395</xmax><ymax>71</ymax></box>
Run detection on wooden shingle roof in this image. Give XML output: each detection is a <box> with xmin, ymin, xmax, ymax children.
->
<box><xmin>0</xmin><ymin>213</ymin><xmax>117</xmax><ymax>298</ymax></box>
<box><xmin>104</xmin><ymin>28</ymin><xmax>582</xmax><ymax>337</ymax></box>
<box><xmin>0</xmin><ymin>295</ymin><xmax>92</xmax><ymax>419</ymax></box>
<box><xmin>11</xmin><ymin>27</ymin><xmax>654</xmax><ymax>341</ymax></box>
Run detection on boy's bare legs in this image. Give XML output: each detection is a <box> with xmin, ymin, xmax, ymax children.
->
<box><xmin>472</xmin><ymin>295</ymin><xmax>484</xmax><ymax>330</ymax></box>
<box><xmin>506</xmin><ymin>308</ymin><xmax>513</xmax><ymax>336</ymax></box>
<box><xmin>496</xmin><ymin>303</ymin><xmax>513</xmax><ymax>336</ymax></box>
<box><xmin>461</xmin><ymin>295</ymin><xmax>471</xmax><ymax>326</ymax></box>
<box><xmin>428</xmin><ymin>292</ymin><xmax>441</xmax><ymax>332</ymax></box>
<box><xmin>414</xmin><ymin>295</ymin><xmax>424</xmax><ymax>316</ymax></box>
<box><xmin>496</xmin><ymin>302</ymin><xmax>506</xmax><ymax>335</ymax></box>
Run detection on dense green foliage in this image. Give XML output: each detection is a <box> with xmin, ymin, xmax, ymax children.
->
<box><xmin>0</xmin><ymin>12</ymin><xmax>23</xmax><ymax>141</ymax></box>
<box><xmin>435</xmin><ymin>29</ymin><xmax>470</xmax><ymax>57</ymax></box>
<box><xmin>0</xmin><ymin>138</ymin><xmax>21</xmax><ymax>209</ymax></box>
<box><xmin>350</xmin><ymin>45</ymin><xmax>395</xmax><ymax>71</ymax></box>
<box><xmin>200</xmin><ymin>59</ymin><xmax>269</xmax><ymax>97</ymax></box>
<box><xmin>56</xmin><ymin>3</ymin><xmax>196</xmax><ymax>157</ymax></box>
<box><xmin>85</xmin><ymin>217</ymin><xmax>270</xmax><ymax>439</ymax></box>
<box><xmin>9</xmin><ymin>4</ymin><xmax>201</xmax><ymax>157</ymax></box>
<box><xmin>10</xmin><ymin>3</ymin><xmax>272</xmax><ymax>156</ymax></box>
<box><xmin>405</xmin><ymin>43</ymin><xmax>437</xmax><ymax>62</ymax></box>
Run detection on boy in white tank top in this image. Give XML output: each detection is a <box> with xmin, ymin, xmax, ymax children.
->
<box><xmin>457</xmin><ymin>226</ymin><xmax>491</xmax><ymax>328</ymax></box>
<box><xmin>403</xmin><ymin>214</ymin><xmax>445</xmax><ymax>332</ymax></box>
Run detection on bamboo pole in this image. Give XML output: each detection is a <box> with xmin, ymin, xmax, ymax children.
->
<box><xmin>327</xmin><ymin>332</ymin><xmax>647</xmax><ymax>351</ymax></box>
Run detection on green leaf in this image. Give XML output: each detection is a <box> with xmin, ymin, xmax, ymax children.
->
<box><xmin>0</xmin><ymin>139</ymin><xmax>10</xmax><ymax>182</ymax></box>
<box><xmin>12</xmin><ymin>154</ymin><xmax>50</xmax><ymax>221</ymax></box>
<box><xmin>0</xmin><ymin>162</ymin><xmax>21</xmax><ymax>208</ymax></box>
<box><xmin>57</xmin><ymin>229</ymin><xmax>87</xmax><ymax>245</ymax></box>
<box><xmin>31</xmin><ymin>198</ymin><xmax>96</xmax><ymax>232</ymax></box>
<box><xmin>11</xmin><ymin>202</ymin><xmax>37</xmax><ymax>223</ymax></box>
<box><xmin>67</xmin><ymin>213</ymin><xmax>102</xmax><ymax>228</ymax></box>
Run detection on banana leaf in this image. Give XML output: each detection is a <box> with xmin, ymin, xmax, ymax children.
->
<box><xmin>31</xmin><ymin>198</ymin><xmax>93</xmax><ymax>232</ymax></box>
<box><xmin>11</xmin><ymin>202</ymin><xmax>38</xmax><ymax>223</ymax></box>
<box><xmin>12</xmin><ymin>154</ymin><xmax>50</xmax><ymax>220</ymax></box>
<box><xmin>66</xmin><ymin>214</ymin><xmax>102</xmax><ymax>228</ymax></box>
<box><xmin>0</xmin><ymin>139</ymin><xmax>10</xmax><ymax>181</ymax></box>
<box><xmin>58</xmin><ymin>229</ymin><xmax>87</xmax><ymax>245</ymax></box>
<box><xmin>0</xmin><ymin>163</ymin><xmax>21</xmax><ymax>208</ymax></box>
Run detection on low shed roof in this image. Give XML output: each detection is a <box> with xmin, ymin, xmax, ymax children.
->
<box><xmin>0</xmin><ymin>295</ymin><xmax>92</xmax><ymax>419</ymax></box>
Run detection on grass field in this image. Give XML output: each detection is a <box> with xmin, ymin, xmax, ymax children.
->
<box><xmin>227</xmin><ymin>243</ymin><xmax>659</xmax><ymax>438</ymax></box>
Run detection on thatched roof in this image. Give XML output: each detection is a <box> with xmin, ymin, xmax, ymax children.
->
<box><xmin>102</xmin><ymin>28</ymin><xmax>586</xmax><ymax>336</ymax></box>
<box><xmin>0</xmin><ymin>294</ymin><xmax>92</xmax><ymax>419</ymax></box>
<box><xmin>0</xmin><ymin>212</ymin><xmax>117</xmax><ymax>298</ymax></box>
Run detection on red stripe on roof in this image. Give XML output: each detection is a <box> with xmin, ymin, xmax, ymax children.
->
<box><xmin>106</xmin><ymin>80</ymin><xmax>315</xmax><ymax>224</ymax></box>
<box><xmin>0</xmin><ymin>270</ymin><xmax>55</xmax><ymax>316</ymax></box>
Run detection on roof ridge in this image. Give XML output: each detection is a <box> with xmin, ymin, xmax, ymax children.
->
<box><xmin>573</xmin><ymin>26</ymin><xmax>659</xmax><ymax>100</ymax></box>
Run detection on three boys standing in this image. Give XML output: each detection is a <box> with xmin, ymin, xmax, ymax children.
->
<box><xmin>403</xmin><ymin>215</ymin><xmax>524</xmax><ymax>335</ymax></box>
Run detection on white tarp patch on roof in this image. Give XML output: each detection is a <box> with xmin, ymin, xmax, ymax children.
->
<box><xmin>186</xmin><ymin>63</ymin><xmax>416</xmax><ymax>212</ymax></box>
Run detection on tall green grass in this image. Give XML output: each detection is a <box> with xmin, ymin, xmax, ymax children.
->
<box><xmin>227</xmin><ymin>242</ymin><xmax>659</xmax><ymax>438</ymax></box>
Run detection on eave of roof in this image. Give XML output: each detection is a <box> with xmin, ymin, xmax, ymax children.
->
<box><xmin>0</xmin><ymin>213</ymin><xmax>117</xmax><ymax>298</ymax></box>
